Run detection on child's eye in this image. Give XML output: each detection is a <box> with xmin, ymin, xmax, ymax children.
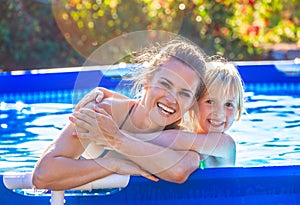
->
<box><xmin>225</xmin><ymin>102</ymin><xmax>235</xmax><ymax>108</ymax></box>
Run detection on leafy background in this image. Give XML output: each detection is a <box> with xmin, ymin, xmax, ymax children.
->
<box><xmin>1</xmin><ymin>0</ymin><xmax>299</xmax><ymax>71</ymax></box>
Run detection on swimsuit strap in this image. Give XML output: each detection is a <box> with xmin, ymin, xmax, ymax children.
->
<box><xmin>98</xmin><ymin>103</ymin><xmax>136</xmax><ymax>158</ymax></box>
<box><xmin>119</xmin><ymin>103</ymin><xmax>135</xmax><ymax>129</ymax></box>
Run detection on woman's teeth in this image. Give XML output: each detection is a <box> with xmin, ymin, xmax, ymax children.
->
<box><xmin>157</xmin><ymin>103</ymin><xmax>175</xmax><ymax>114</ymax></box>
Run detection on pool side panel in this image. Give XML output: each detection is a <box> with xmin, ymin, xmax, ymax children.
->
<box><xmin>236</xmin><ymin>63</ymin><xmax>300</xmax><ymax>94</ymax></box>
<box><xmin>1</xmin><ymin>166</ymin><xmax>300</xmax><ymax>205</ymax></box>
<box><xmin>1</xmin><ymin>63</ymin><xmax>299</xmax><ymax>92</ymax></box>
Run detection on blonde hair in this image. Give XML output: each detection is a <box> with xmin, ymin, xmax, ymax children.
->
<box><xmin>184</xmin><ymin>56</ymin><xmax>245</xmax><ymax>132</ymax></box>
<box><xmin>129</xmin><ymin>38</ymin><xmax>206</xmax><ymax>100</ymax></box>
<box><xmin>125</xmin><ymin>37</ymin><xmax>207</xmax><ymax>130</ymax></box>
<box><xmin>204</xmin><ymin>56</ymin><xmax>245</xmax><ymax>121</ymax></box>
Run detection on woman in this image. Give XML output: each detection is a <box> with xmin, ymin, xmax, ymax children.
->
<box><xmin>32</xmin><ymin>38</ymin><xmax>207</xmax><ymax>190</ymax></box>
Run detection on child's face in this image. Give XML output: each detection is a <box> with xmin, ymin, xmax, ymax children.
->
<box><xmin>196</xmin><ymin>87</ymin><xmax>238</xmax><ymax>133</ymax></box>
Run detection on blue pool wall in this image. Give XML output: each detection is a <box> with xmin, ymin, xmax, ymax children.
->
<box><xmin>1</xmin><ymin>166</ymin><xmax>300</xmax><ymax>205</ymax></box>
<box><xmin>0</xmin><ymin>61</ymin><xmax>299</xmax><ymax>104</ymax></box>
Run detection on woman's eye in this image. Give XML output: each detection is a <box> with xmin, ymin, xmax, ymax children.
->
<box><xmin>160</xmin><ymin>81</ymin><xmax>171</xmax><ymax>89</ymax></box>
<box><xmin>179</xmin><ymin>91</ymin><xmax>191</xmax><ymax>98</ymax></box>
<box><xmin>205</xmin><ymin>99</ymin><xmax>213</xmax><ymax>104</ymax></box>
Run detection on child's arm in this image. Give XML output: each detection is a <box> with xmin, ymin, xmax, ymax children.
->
<box><xmin>129</xmin><ymin>130</ymin><xmax>236</xmax><ymax>161</ymax></box>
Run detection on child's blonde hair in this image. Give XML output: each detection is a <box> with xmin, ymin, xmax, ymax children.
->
<box><xmin>204</xmin><ymin>56</ymin><xmax>245</xmax><ymax>121</ymax></box>
<box><xmin>184</xmin><ymin>56</ymin><xmax>245</xmax><ymax>132</ymax></box>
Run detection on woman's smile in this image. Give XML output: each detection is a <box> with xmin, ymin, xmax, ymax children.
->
<box><xmin>157</xmin><ymin>102</ymin><xmax>176</xmax><ymax>115</ymax></box>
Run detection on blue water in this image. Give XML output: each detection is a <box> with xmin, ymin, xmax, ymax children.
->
<box><xmin>0</xmin><ymin>91</ymin><xmax>299</xmax><ymax>173</ymax></box>
<box><xmin>229</xmin><ymin>92</ymin><xmax>300</xmax><ymax>167</ymax></box>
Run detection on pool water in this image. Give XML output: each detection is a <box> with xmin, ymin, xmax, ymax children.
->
<box><xmin>229</xmin><ymin>92</ymin><xmax>300</xmax><ymax>167</ymax></box>
<box><xmin>0</xmin><ymin>92</ymin><xmax>299</xmax><ymax>173</ymax></box>
<box><xmin>0</xmin><ymin>102</ymin><xmax>73</xmax><ymax>173</ymax></box>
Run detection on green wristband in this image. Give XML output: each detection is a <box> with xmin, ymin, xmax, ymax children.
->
<box><xmin>199</xmin><ymin>159</ymin><xmax>205</xmax><ymax>169</ymax></box>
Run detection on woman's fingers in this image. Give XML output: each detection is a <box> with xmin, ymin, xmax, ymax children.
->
<box><xmin>116</xmin><ymin>159</ymin><xmax>159</xmax><ymax>182</ymax></box>
<box><xmin>76</xmin><ymin>108</ymin><xmax>102</xmax><ymax>123</ymax></box>
<box><xmin>72</xmin><ymin>109</ymin><xmax>100</xmax><ymax>131</ymax></box>
<box><xmin>93</xmin><ymin>105</ymin><xmax>109</xmax><ymax>115</ymax></box>
<box><xmin>72</xmin><ymin>108</ymin><xmax>116</xmax><ymax>143</ymax></box>
<box><xmin>140</xmin><ymin>172</ymin><xmax>159</xmax><ymax>182</ymax></box>
<box><xmin>74</xmin><ymin>87</ymin><xmax>104</xmax><ymax>110</ymax></box>
<box><xmin>95</xmin><ymin>87</ymin><xmax>106</xmax><ymax>103</ymax></box>
<box><xmin>71</xmin><ymin>114</ymin><xmax>93</xmax><ymax>132</ymax></box>
<box><xmin>87</xmin><ymin>88</ymin><xmax>104</xmax><ymax>103</ymax></box>
<box><xmin>96</xmin><ymin>87</ymin><xmax>117</xmax><ymax>102</ymax></box>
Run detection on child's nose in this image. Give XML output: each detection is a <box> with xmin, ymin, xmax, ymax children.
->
<box><xmin>213</xmin><ymin>104</ymin><xmax>225</xmax><ymax>117</ymax></box>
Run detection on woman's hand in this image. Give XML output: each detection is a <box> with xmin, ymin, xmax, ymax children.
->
<box><xmin>111</xmin><ymin>157</ymin><xmax>158</xmax><ymax>182</ymax></box>
<box><xmin>70</xmin><ymin>107</ymin><xmax>122</xmax><ymax>148</ymax></box>
<box><xmin>74</xmin><ymin>87</ymin><xmax>105</xmax><ymax>111</ymax></box>
<box><xmin>74</xmin><ymin>87</ymin><xmax>129</xmax><ymax>111</ymax></box>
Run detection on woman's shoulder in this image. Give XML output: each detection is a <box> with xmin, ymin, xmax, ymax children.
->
<box><xmin>99</xmin><ymin>98</ymin><xmax>136</xmax><ymax>121</ymax></box>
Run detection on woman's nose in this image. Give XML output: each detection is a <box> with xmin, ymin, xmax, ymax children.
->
<box><xmin>165</xmin><ymin>92</ymin><xmax>176</xmax><ymax>104</ymax></box>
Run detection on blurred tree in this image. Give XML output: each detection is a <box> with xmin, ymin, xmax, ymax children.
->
<box><xmin>180</xmin><ymin>0</ymin><xmax>300</xmax><ymax>60</ymax></box>
<box><xmin>229</xmin><ymin>0</ymin><xmax>300</xmax><ymax>59</ymax></box>
<box><xmin>51</xmin><ymin>0</ymin><xmax>186</xmax><ymax>60</ymax></box>
<box><xmin>0</xmin><ymin>0</ymin><xmax>84</xmax><ymax>71</ymax></box>
<box><xmin>0</xmin><ymin>0</ymin><xmax>299</xmax><ymax>70</ymax></box>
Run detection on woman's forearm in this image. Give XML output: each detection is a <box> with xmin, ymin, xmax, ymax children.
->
<box><xmin>33</xmin><ymin>155</ymin><xmax>114</xmax><ymax>191</ymax></box>
<box><xmin>130</xmin><ymin>130</ymin><xmax>235</xmax><ymax>158</ymax></box>
<box><xmin>32</xmin><ymin>123</ymin><xmax>115</xmax><ymax>190</ymax></box>
<box><xmin>114</xmin><ymin>132</ymin><xmax>200</xmax><ymax>184</ymax></box>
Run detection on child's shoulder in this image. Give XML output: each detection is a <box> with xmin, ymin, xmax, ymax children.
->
<box><xmin>221</xmin><ymin>132</ymin><xmax>236</xmax><ymax>154</ymax></box>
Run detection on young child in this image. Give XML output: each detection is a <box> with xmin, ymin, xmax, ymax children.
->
<box><xmin>152</xmin><ymin>58</ymin><xmax>244</xmax><ymax>168</ymax></box>
<box><xmin>194</xmin><ymin>57</ymin><xmax>245</xmax><ymax>168</ymax></box>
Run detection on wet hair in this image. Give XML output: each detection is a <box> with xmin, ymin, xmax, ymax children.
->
<box><xmin>129</xmin><ymin>38</ymin><xmax>206</xmax><ymax>100</ymax></box>
<box><xmin>204</xmin><ymin>55</ymin><xmax>245</xmax><ymax>121</ymax></box>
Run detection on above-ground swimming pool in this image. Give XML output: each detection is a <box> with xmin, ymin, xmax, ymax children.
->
<box><xmin>0</xmin><ymin>61</ymin><xmax>299</xmax><ymax>205</ymax></box>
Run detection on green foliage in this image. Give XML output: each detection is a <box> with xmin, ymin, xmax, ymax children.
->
<box><xmin>0</xmin><ymin>0</ymin><xmax>299</xmax><ymax>70</ymax></box>
<box><xmin>228</xmin><ymin>0</ymin><xmax>300</xmax><ymax>59</ymax></box>
<box><xmin>0</xmin><ymin>0</ymin><xmax>84</xmax><ymax>71</ymax></box>
<box><xmin>51</xmin><ymin>0</ymin><xmax>185</xmax><ymax>59</ymax></box>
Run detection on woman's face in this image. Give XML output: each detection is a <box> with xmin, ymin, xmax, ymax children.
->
<box><xmin>196</xmin><ymin>86</ymin><xmax>238</xmax><ymax>133</ymax></box>
<box><xmin>144</xmin><ymin>57</ymin><xmax>201</xmax><ymax>127</ymax></box>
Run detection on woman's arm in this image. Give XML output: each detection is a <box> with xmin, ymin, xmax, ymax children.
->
<box><xmin>32</xmin><ymin>123</ymin><xmax>157</xmax><ymax>191</ymax></box>
<box><xmin>116</xmin><ymin>131</ymin><xmax>201</xmax><ymax>183</ymax></box>
<box><xmin>73</xmin><ymin>108</ymin><xmax>201</xmax><ymax>184</ymax></box>
<box><xmin>130</xmin><ymin>130</ymin><xmax>236</xmax><ymax>165</ymax></box>
<box><xmin>32</xmin><ymin>123</ymin><xmax>112</xmax><ymax>190</ymax></box>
